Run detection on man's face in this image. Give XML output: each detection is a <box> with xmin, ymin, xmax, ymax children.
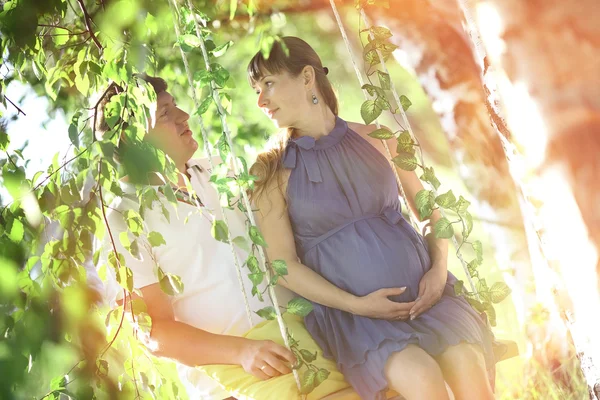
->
<box><xmin>146</xmin><ymin>91</ymin><xmax>198</xmax><ymax>167</ymax></box>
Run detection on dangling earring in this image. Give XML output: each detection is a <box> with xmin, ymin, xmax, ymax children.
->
<box><xmin>312</xmin><ymin>93</ymin><xmax>319</xmax><ymax>105</ymax></box>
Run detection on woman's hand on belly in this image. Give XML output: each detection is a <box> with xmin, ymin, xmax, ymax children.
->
<box><xmin>239</xmin><ymin>339</ymin><xmax>297</xmax><ymax>380</ymax></box>
<box><xmin>409</xmin><ymin>263</ymin><xmax>448</xmax><ymax>319</ymax></box>
<box><xmin>350</xmin><ymin>287</ymin><xmax>416</xmax><ymax>320</ymax></box>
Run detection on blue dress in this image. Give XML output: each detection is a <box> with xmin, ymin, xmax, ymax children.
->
<box><xmin>283</xmin><ymin>116</ymin><xmax>494</xmax><ymax>399</ymax></box>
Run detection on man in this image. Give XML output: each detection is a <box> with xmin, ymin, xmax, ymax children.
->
<box><xmin>96</xmin><ymin>75</ymin><xmax>295</xmax><ymax>399</ymax></box>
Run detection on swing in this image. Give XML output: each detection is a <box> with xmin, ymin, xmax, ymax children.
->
<box><xmin>167</xmin><ymin>0</ymin><xmax>517</xmax><ymax>398</ymax></box>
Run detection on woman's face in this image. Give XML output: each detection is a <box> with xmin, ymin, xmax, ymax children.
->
<box><xmin>252</xmin><ymin>70</ymin><xmax>309</xmax><ymax>129</ymax></box>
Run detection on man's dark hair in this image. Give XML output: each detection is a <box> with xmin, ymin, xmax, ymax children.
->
<box><xmin>95</xmin><ymin>73</ymin><xmax>168</xmax><ymax>140</ymax></box>
<box><xmin>95</xmin><ymin>74</ymin><xmax>168</xmax><ymax>181</ymax></box>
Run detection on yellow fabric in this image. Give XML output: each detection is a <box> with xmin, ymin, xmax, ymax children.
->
<box><xmin>198</xmin><ymin>313</ymin><xmax>352</xmax><ymax>400</ymax></box>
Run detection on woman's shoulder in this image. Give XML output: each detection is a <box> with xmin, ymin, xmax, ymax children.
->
<box><xmin>347</xmin><ymin>120</ymin><xmax>377</xmax><ymax>136</ymax></box>
<box><xmin>346</xmin><ymin>120</ymin><xmax>396</xmax><ymax>157</ymax></box>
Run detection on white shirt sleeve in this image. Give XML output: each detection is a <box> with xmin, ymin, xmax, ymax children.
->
<box><xmin>100</xmin><ymin>202</ymin><xmax>160</xmax><ymax>303</ymax></box>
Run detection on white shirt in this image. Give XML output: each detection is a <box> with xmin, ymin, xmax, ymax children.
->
<box><xmin>99</xmin><ymin>158</ymin><xmax>293</xmax><ymax>399</ymax></box>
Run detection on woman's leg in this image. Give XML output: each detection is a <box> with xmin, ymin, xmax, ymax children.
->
<box><xmin>384</xmin><ymin>345</ymin><xmax>450</xmax><ymax>400</ymax></box>
<box><xmin>436</xmin><ymin>343</ymin><xmax>494</xmax><ymax>400</ymax></box>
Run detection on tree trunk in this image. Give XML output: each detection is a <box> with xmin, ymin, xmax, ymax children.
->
<box><xmin>456</xmin><ymin>0</ymin><xmax>600</xmax><ymax>396</ymax></box>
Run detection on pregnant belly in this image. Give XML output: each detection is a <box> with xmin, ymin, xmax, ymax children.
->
<box><xmin>303</xmin><ymin>218</ymin><xmax>431</xmax><ymax>303</ymax></box>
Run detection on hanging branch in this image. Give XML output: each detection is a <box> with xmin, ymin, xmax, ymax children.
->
<box><xmin>328</xmin><ymin>0</ymin><xmax>516</xmax><ymax>325</ymax></box>
<box><xmin>357</xmin><ymin>6</ymin><xmax>480</xmax><ymax>299</ymax></box>
<box><xmin>4</xmin><ymin>95</ymin><xmax>26</xmax><ymax>116</ymax></box>
<box><xmin>76</xmin><ymin>0</ymin><xmax>103</xmax><ymax>53</ymax></box>
<box><xmin>165</xmin><ymin>0</ymin><xmax>254</xmax><ymax>329</ymax></box>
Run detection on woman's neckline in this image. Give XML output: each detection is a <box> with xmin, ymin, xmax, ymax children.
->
<box><xmin>289</xmin><ymin>116</ymin><xmax>348</xmax><ymax>150</ymax></box>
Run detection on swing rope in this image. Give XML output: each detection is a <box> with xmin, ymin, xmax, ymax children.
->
<box><xmin>169</xmin><ymin>0</ymin><xmax>303</xmax><ymax>392</ymax></box>
<box><xmin>329</xmin><ymin>0</ymin><xmax>480</xmax><ymax>298</ymax></box>
<box><xmin>328</xmin><ymin>0</ymin><xmax>418</xmax><ymax>231</ymax></box>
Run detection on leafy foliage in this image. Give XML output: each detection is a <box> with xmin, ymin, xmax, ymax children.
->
<box><xmin>355</xmin><ymin>2</ymin><xmax>511</xmax><ymax>327</ymax></box>
<box><xmin>0</xmin><ymin>0</ymin><xmax>330</xmax><ymax>397</ymax></box>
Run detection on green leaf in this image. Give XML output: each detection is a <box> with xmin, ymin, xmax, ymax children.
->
<box><xmin>466</xmin><ymin>297</ymin><xmax>486</xmax><ymax>313</ymax></box>
<box><xmin>255</xmin><ymin>306</ymin><xmax>277</xmax><ymax>320</ymax></box>
<box><xmin>315</xmin><ymin>368</ymin><xmax>330</xmax><ymax>387</ymax></box>
<box><xmin>232</xmin><ymin>236</ymin><xmax>250</xmax><ymax>253</ymax></box>
<box><xmin>246</xmin><ymin>255</ymin><xmax>260</xmax><ymax>274</ymax></box>
<box><xmin>136</xmin><ymin>312</ymin><xmax>153</xmax><ymax>336</ymax></box>
<box><xmin>96</xmin><ymin>359</ymin><xmax>109</xmax><ymax>378</ymax></box>
<box><xmin>454</xmin><ymin>196</ymin><xmax>471</xmax><ymax>215</ymax></box>
<box><xmin>371</xmin><ymin>26</ymin><xmax>392</xmax><ymax>40</ymax></box>
<box><xmin>128</xmin><ymin>239</ymin><xmax>142</xmax><ymax>261</ymax></box>
<box><xmin>464</xmin><ymin>211</ymin><xmax>474</xmax><ymax>238</ymax></box>
<box><xmin>0</xmin><ymin>258</ymin><xmax>18</xmax><ymax>299</ymax></box>
<box><xmin>395</xmin><ymin>130</ymin><xmax>414</xmax><ymax>154</ymax></box>
<box><xmin>194</xmin><ymin>70</ymin><xmax>214</xmax><ymax>87</ymax></box>
<box><xmin>179</xmin><ymin>34</ymin><xmax>201</xmax><ymax>49</ymax></box>
<box><xmin>196</xmin><ymin>96</ymin><xmax>213</xmax><ymax>115</ymax></box>
<box><xmin>286</xmin><ymin>297</ymin><xmax>313</xmax><ymax>317</ymax></box>
<box><xmin>217</xmin><ymin>134</ymin><xmax>230</xmax><ymax>163</ymax></box>
<box><xmin>74</xmin><ymin>74</ymin><xmax>90</xmax><ymax>96</ymax></box>
<box><xmin>435</xmin><ymin>190</ymin><xmax>457</xmax><ymax>209</ymax></box>
<box><xmin>391</xmin><ymin>152</ymin><xmax>418</xmax><ymax>171</ymax></box>
<box><xmin>377</xmin><ymin>71</ymin><xmax>391</xmax><ymax>90</ymax></box>
<box><xmin>467</xmin><ymin>259</ymin><xmax>480</xmax><ymax>275</ymax></box>
<box><xmin>473</xmin><ymin>240</ymin><xmax>483</xmax><ymax>263</ymax></box>
<box><xmin>248</xmin><ymin>272</ymin><xmax>264</xmax><ymax>286</ymax></box>
<box><xmin>52</xmin><ymin>28</ymin><xmax>69</xmax><ymax>46</ymax></box>
<box><xmin>374</xmin><ymin>96</ymin><xmax>390</xmax><ymax>111</ymax></box>
<box><xmin>360</xmin><ymin>100</ymin><xmax>382</xmax><ymax>125</ymax></box>
<box><xmin>249</xmin><ymin>226</ymin><xmax>267</xmax><ymax>247</ymax></box>
<box><xmin>212</xmin><ymin>40</ymin><xmax>233</xmax><ymax>57</ymax></box>
<box><xmin>271</xmin><ymin>259</ymin><xmax>288</xmax><ymax>276</ymax></box>
<box><xmin>368</xmin><ymin>128</ymin><xmax>394</xmax><ymax>140</ymax></box>
<box><xmin>489</xmin><ymin>282</ymin><xmax>511</xmax><ymax>304</ymax></box>
<box><xmin>117</xmin><ymin>266</ymin><xmax>134</xmax><ymax>292</ymax></box>
<box><xmin>300</xmin><ymin>369</ymin><xmax>316</xmax><ymax>394</ymax></box>
<box><xmin>419</xmin><ymin>166</ymin><xmax>441</xmax><ymax>190</ymax></box>
<box><xmin>68</xmin><ymin>113</ymin><xmax>81</xmax><ymax>148</ymax></box>
<box><xmin>434</xmin><ymin>217</ymin><xmax>454</xmax><ymax>239</ymax></box>
<box><xmin>8</xmin><ymin>219</ymin><xmax>24</xmax><ymax>242</ymax></box>
<box><xmin>415</xmin><ymin>190</ymin><xmax>435</xmax><ymax>220</ymax></box>
<box><xmin>158</xmin><ymin>268</ymin><xmax>184</xmax><ymax>295</ymax></box>
<box><xmin>361</xmin><ymin>84</ymin><xmax>377</xmax><ymax>97</ymax></box>
<box><xmin>299</xmin><ymin>349</ymin><xmax>317</xmax><ymax>363</ymax></box>
<box><xmin>0</xmin><ymin>130</ymin><xmax>9</xmax><ymax>150</ymax></box>
<box><xmin>124</xmin><ymin>210</ymin><xmax>144</xmax><ymax>237</ymax></box>
<box><xmin>211</xmin><ymin>63</ymin><xmax>231</xmax><ymax>87</ymax></box>
<box><xmin>118</xmin><ymin>231</ymin><xmax>131</xmax><ymax>248</ymax></box>
<box><xmin>145</xmin><ymin>13</ymin><xmax>158</xmax><ymax>34</ymax></box>
<box><xmin>148</xmin><ymin>231</ymin><xmax>166</xmax><ymax>247</ymax></box>
<box><xmin>484</xmin><ymin>302</ymin><xmax>497</xmax><ymax>326</ymax></box>
<box><xmin>400</xmin><ymin>95</ymin><xmax>412</xmax><ymax>111</ymax></box>
<box><xmin>211</xmin><ymin>220</ymin><xmax>229</xmax><ymax>243</ymax></box>
<box><xmin>454</xmin><ymin>280</ymin><xmax>464</xmax><ymax>296</ymax></box>
<box><xmin>229</xmin><ymin>0</ymin><xmax>238</xmax><ymax>19</ymax></box>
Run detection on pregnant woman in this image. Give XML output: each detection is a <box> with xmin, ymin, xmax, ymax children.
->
<box><xmin>249</xmin><ymin>36</ymin><xmax>495</xmax><ymax>400</ymax></box>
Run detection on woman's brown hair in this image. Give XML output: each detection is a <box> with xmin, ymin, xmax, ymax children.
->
<box><xmin>248</xmin><ymin>37</ymin><xmax>339</xmax><ymax>203</ymax></box>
